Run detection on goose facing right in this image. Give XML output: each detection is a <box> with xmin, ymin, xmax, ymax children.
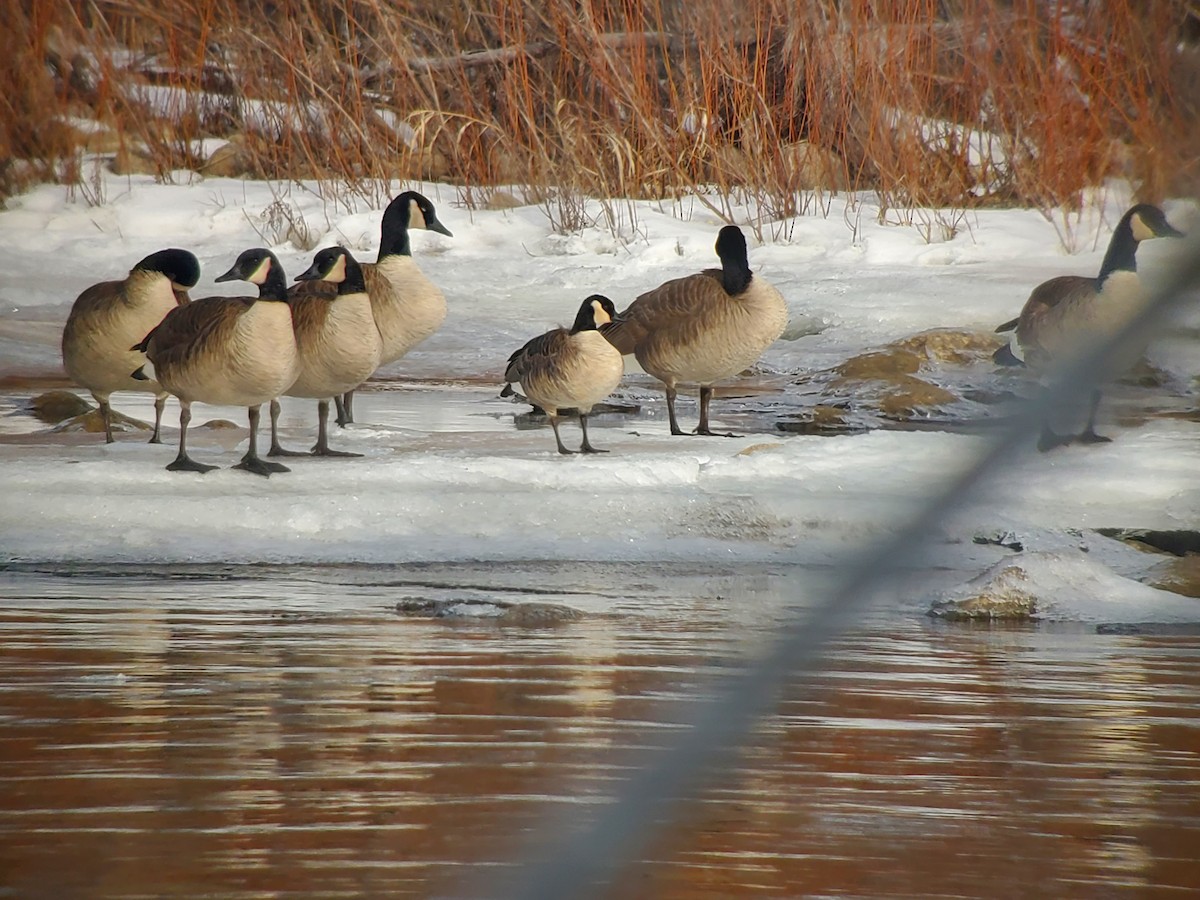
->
<box><xmin>132</xmin><ymin>248</ymin><xmax>300</xmax><ymax>476</ymax></box>
<box><xmin>992</xmin><ymin>203</ymin><xmax>1183</xmax><ymax>449</ymax></box>
<box><xmin>61</xmin><ymin>248</ymin><xmax>198</xmax><ymax>443</ymax></box>
<box><xmin>602</xmin><ymin>225</ymin><xmax>787</xmax><ymax>436</ymax></box>
<box><xmin>503</xmin><ymin>294</ymin><xmax>624</xmax><ymax>454</ymax></box>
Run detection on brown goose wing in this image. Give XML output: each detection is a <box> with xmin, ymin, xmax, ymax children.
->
<box><xmin>287</xmin><ymin>293</ymin><xmax>334</xmax><ymax>352</ymax></box>
<box><xmin>504</xmin><ymin>328</ymin><xmax>569</xmax><ymax>385</ymax></box>
<box><xmin>141</xmin><ymin>296</ymin><xmax>251</xmax><ymax>367</ymax></box>
<box><xmin>1016</xmin><ymin>275</ymin><xmax>1097</xmax><ymax>364</ymax></box>
<box><xmin>602</xmin><ymin>273</ymin><xmax>728</xmax><ymax>354</ymax></box>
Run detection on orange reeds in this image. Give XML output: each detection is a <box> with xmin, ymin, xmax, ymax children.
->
<box><xmin>4</xmin><ymin>0</ymin><xmax>1195</xmax><ymax>238</ymax></box>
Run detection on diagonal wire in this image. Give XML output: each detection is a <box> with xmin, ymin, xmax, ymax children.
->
<box><xmin>466</xmin><ymin>228</ymin><xmax>1200</xmax><ymax>900</ymax></box>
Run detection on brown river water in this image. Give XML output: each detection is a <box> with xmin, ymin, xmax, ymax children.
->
<box><xmin>2</xmin><ymin>561</ymin><xmax>1198</xmax><ymax>898</ymax></box>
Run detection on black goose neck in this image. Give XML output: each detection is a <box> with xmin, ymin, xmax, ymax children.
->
<box><xmin>258</xmin><ymin>256</ymin><xmax>290</xmax><ymax>302</ymax></box>
<box><xmin>1098</xmin><ymin>209</ymin><xmax>1141</xmax><ymax>283</ymax></box>
<box><xmin>337</xmin><ymin>255</ymin><xmax>367</xmax><ymax>295</ymax></box>
<box><xmin>377</xmin><ymin>199</ymin><xmax>413</xmax><ymax>260</ymax></box>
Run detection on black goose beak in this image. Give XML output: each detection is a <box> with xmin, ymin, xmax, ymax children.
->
<box><xmin>428</xmin><ymin>217</ymin><xmax>454</xmax><ymax>238</ymax></box>
<box><xmin>1162</xmin><ymin>222</ymin><xmax>1185</xmax><ymax>239</ymax></box>
<box><xmin>294</xmin><ymin>263</ymin><xmax>322</xmax><ymax>281</ymax></box>
<box><xmin>213</xmin><ymin>266</ymin><xmax>239</xmax><ymax>283</ymax></box>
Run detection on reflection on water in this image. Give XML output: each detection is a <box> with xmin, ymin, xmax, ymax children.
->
<box><xmin>1</xmin><ymin>563</ymin><xmax>1198</xmax><ymax>898</ymax></box>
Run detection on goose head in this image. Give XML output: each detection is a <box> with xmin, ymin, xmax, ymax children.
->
<box><xmin>134</xmin><ymin>248</ymin><xmax>201</xmax><ymax>291</ymax></box>
<box><xmin>215</xmin><ymin>248</ymin><xmax>289</xmax><ymax>301</ymax></box>
<box><xmin>571</xmin><ymin>294</ymin><xmax>617</xmax><ymax>333</ymax></box>
<box><xmin>378</xmin><ymin>191</ymin><xmax>453</xmax><ymax>258</ymax></box>
<box><xmin>295</xmin><ymin>246</ymin><xmax>367</xmax><ymax>295</ymax></box>
<box><xmin>714</xmin><ymin>226</ymin><xmax>752</xmax><ymax>295</ymax></box>
<box><xmin>1126</xmin><ymin>204</ymin><xmax>1183</xmax><ymax>242</ymax></box>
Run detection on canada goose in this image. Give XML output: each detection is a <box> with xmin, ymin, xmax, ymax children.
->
<box><xmin>503</xmin><ymin>295</ymin><xmax>624</xmax><ymax>454</ymax></box>
<box><xmin>132</xmin><ymin>248</ymin><xmax>300</xmax><ymax>476</ymax></box>
<box><xmin>292</xmin><ymin>191</ymin><xmax>452</xmax><ymax>426</ymax></box>
<box><xmin>278</xmin><ymin>246</ymin><xmax>382</xmax><ymax>457</ymax></box>
<box><xmin>993</xmin><ymin>203</ymin><xmax>1183</xmax><ymax>450</ymax></box>
<box><xmin>602</xmin><ymin>225</ymin><xmax>788</xmax><ymax>435</ymax></box>
<box><xmin>61</xmin><ymin>248</ymin><xmax>198</xmax><ymax>443</ymax></box>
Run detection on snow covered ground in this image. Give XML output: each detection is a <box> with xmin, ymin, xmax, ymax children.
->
<box><xmin>1</xmin><ymin>171</ymin><xmax>1198</xmax><ymax>623</ymax></box>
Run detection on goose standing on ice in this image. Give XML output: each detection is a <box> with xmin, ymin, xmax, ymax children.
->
<box><xmin>602</xmin><ymin>225</ymin><xmax>788</xmax><ymax>436</ymax></box>
<box><xmin>292</xmin><ymin>191</ymin><xmax>452</xmax><ymax>426</ymax></box>
<box><xmin>132</xmin><ymin>248</ymin><xmax>300</xmax><ymax>476</ymax></box>
<box><xmin>62</xmin><ymin>248</ymin><xmax>198</xmax><ymax>443</ymax></box>
<box><xmin>993</xmin><ymin>203</ymin><xmax>1183</xmax><ymax>450</ymax></box>
<box><xmin>275</xmin><ymin>246</ymin><xmax>382</xmax><ymax>457</ymax></box>
<box><xmin>503</xmin><ymin>294</ymin><xmax>624</xmax><ymax>454</ymax></box>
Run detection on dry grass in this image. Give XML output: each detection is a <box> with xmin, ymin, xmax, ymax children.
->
<box><xmin>3</xmin><ymin>0</ymin><xmax>1197</xmax><ymax>238</ymax></box>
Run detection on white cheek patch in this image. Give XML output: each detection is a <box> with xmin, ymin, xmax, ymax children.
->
<box><xmin>248</xmin><ymin>255</ymin><xmax>272</xmax><ymax>285</ymax></box>
<box><xmin>409</xmin><ymin>199</ymin><xmax>427</xmax><ymax>231</ymax></box>
<box><xmin>1130</xmin><ymin>213</ymin><xmax>1155</xmax><ymax>242</ymax></box>
<box><xmin>326</xmin><ymin>254</ymin><xmax>347</xmax><ymax>283</ymax></box>
<box><xmin>591</xmin><ymin>300</ymin><xmax>612</xmax><ymax>326</ymax></box>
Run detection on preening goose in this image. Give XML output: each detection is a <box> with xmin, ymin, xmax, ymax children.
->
<box><xmin>602</xmin><ymin>225</ymin><xmax>788</xmax><ymax>436</ymax></box>
<box><xmin>993</xmin><ymin>203</ymin><xmax>1183</xmax><ymax>450</ymax></box>
<box><xmin>503</xmin><ymin>295</ymin><xmax>624</xmax><ymax>454</ymax></box>
<box><xmin>132</xmin><ymin>248</ymin><xmax>300</xmax><ymax>476</ymax></box>
<box><xmin>291</xmin><ymin>191</ymin><xmax>452</xmax><ymax>426</ymax></box>
<box><xmin>62</xmin><ymin>248</ymin><xmax>198</xmax><ymax>443</ymax></box>
<box><xmin>279</xmin><ymin>246</ymin><xmax>382</xmax><ymax>457</ymax></box>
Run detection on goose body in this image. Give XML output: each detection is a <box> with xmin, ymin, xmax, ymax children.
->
<box><xmin>603</xmin><ymin>226</ymin><xmax>787</xmax><ymax>435</ymax></box>
<box><xmin>134</xmin><ymin>249</ymin><xmax>299</xmax><ymax>475</ymax></box>
<box><xmin>293</xmin><ymin>192</ymin><xmax>452</xmax><ymax>425</ymax></box>
<box><xmin>61</xmin><ymin>248</ymin><xmax>198</xmax><ymax>443</ymax></box>
<box><xmin>504</xmin><ymin>295</ymin><xmax>624</xmax><ymax>454</ymax></box>
<box><xmin>993</xmin><ymin>203</ymin><xmax>1183</xmax><ymax>449</ymax></box>
<box><xmin>282</xmin><ymin>247</ymin><xmax>382</xmax><ymax>457</ymax></box>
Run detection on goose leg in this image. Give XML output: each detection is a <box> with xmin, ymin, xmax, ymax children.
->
<box><xmin>694</xmin><ymin>386</ymin><xmax>736</xmax><ymax>437</ymax></box>
<box><xmin>1037</xmin><ymin>425</ymin><xmax>1074</xmax><ymax>452</ymax></box>
<box><xmin>166</xmin><ymin>401</ymin><xmax>216</xmax><ymax>473</ymax></box>
<box><xmin>95</xmin><ymin>392</ymin><xmax>114</xmax><ymax>443</ymax></box>
<box><xmin>149</xmin><ymin>393</ymin><xmax>167</xmax><ymax>444</ymax></box>
<box><xmin>550</xmin><ymin>416</ymin><xmax>575</xmax><ymax>455</ymax></box>
<box><xmin>268</xmin><ymin>398</ymin><xmax>308</xmax><ymax>457</ymax></box>
<box><xmin>666</xmin><ymin>386</ymin><xmax>686</xmax><ymax>436</ymax></box>
<box><xmin>579</xmin><ymin>413</ymin><xmax>608</xmax><ymax>454</ymax></box>
<box><xmin>1077</xmin><ymin>390</ymin><xmax>1112</xmax><ymax>444</ymax></box>
<box><xmin>235</xmin><ymin>405</ymin><xmax>290</xmax><ymax>476</ymax></box>
<box><xmin>311</xmin><ymin>399</ymin><xmax>362</xmax><ymax>457</ymax></box>
<box><xmin>335</xmin><ymin>391</ymin><xmax>355</xmax><ymax>427</ymax></box>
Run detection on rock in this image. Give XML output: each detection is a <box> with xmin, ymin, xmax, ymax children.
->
<box><xmin>200</xmin><ymin>135</ymin><xmax>255</xmax><ymax>178</ymax></box>
<box><xmin>497</xmin><ymin>602</ymin><xmax>584</xmax><ymax>626</ymax></box>
<box><xmin>396</xmin><ymin>596</ymin><xmax>584</xmax><ymax>626</ymax></box>
<box><xmin>199</xmin><ymin>419</ymin><xmax>239</xmax><ymax>430</ymax></box>
<box><xmin>779</xmin><ymin>140</ymin><xmax>849</xmax><ymax>190</ymax></box>
<box><xmin>485</xmin><ymin>191</ymin><xmax>524</xmax><ymax>210</ymax></box>
<box><xmin>1151</xmin><ymin>556</ymin><xmax>1200</xmax><ymax>599</ymax></box>
<box><xmin>930</xmin><ymin>551</ymin><xmax>1200</xmax><ymax>624</ymax></box>
<box><xmin>775</xmin><ymin>403</ymin><xmax>860</xmax><ymax>435</ymax></box>
<box><xmin>930</xmin><ymin>561</ymin><xmax>1040</xmax><ymax>621</ymax></box>
<box><xmin>833</xmin><ymin>348</ymin><xmax>922</xmax><ymax>379</ymax></box>
<box><xmin>108</xmin><ymin>145</ymin><xmax>158</xmax><ymax>176</ymax></box>
<box><xmin>27</xmin><ymin>390</ymin><xmax>93</xmax><ymax>424</ymax></box>
<box><xmin>51</xmin><ymin>408</ymin><xmax>151</xmax><ymax>435</ymax></box>
<box><xmin>1099</xmin><ymin>529</ymin><xmax>1200</xmax><ymax>557</ymax></box>
<box><xmin>890</xmin><ymin>328</ymin><xmax>1006</xmax><ymax>366</ymax></box>
<box><xmin>736</xmin><ymin>442</ymin><xmax>783</xmax><ymax>457</ymax></box>
<box><xmin>874</xmin><ymin>376</ymin><xmax>959</xmax><ymax>418</ymax></box>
